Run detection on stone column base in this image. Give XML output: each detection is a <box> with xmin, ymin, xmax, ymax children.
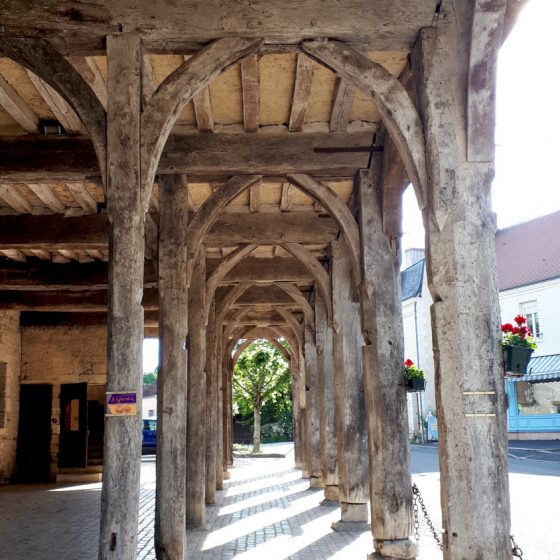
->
<box><xmin>302</xmin><ymin>470</ymin><xmax>310</xmax><ymax>479</ymax></box>
<box><xmin>309</xmin><ymin>476</ymin><xmax>323</xmax><ymax>488</ymax></box>
<box><xmin>332</xmin><ymin>502</ymin><xmax>369</xmax><ymax>531</ymax></box>
<box><xmin>367</xmin><ymin>538</ymin><xmax>417</xmax><ymax>559</ymax></box>
<box><xmin>223</xmin><ymin>470</ymin><xmax>231</xmax><ymax>480</ymax></box>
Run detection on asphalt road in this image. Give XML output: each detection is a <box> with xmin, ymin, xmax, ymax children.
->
<box><xmin>410</xmin><ymin>442</ymin><xmax>560</xmax><ymax>559</ymax></box>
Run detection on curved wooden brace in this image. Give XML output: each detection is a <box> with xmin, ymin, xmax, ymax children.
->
<box><xmin>141</xmin><ymin>37</ymin><xmax>263</xmax><ymax>208</ymax></box>
<box><xmin>287</xmin><ymin>173</ymin><xmax>361</xmax><ymax>286</ymax></box>
<box><xmin>232</xmin><ymin>339</ymin><xmax>253</xmax><ymax>366</ymax></box>
<box><xmin>274</xmin><ymin>282</ymin><xmax>315</xmax><ymax>330</ymax></box>
<box><xmin>282</xmin><ymin>243</ymin><xmax>332</xmax><ymax>323</ymax></box>
<box><xmin>302</xmin><ymin>40</ymin><xmax>428</xmax><ymax>208</ymax></box>
<box><xmin>467</xmin><ymin>0</ymin><xmax>506</xmax><ymax>162</ymax></box>
<box><xmin>223</xmin><ymin>307</ymin><xmax>252</xmax><ymax>344</ymax></box>
<box><xmin>275</xmin><ymin>307</ymin><xmax>303</xmax><ymax>343</ymax></box>
<box><xmin>269</xmin><ymin>339</ymin><xmax>291</xmax><ymax>364</ymax></box>
<box><xmin>186</xmin><ymin>175</ymin><xmax>262</xmax><ymax>286</ymax></box>
<box><xmin>216</xmin><ymin>282</ymin><xmax>253</xmax><ymax>328</ymax></box>
<box><xmin>205</xmin><ymin>244</ymin><xmax>258</xmax><ymax>321</ymax></box>
<box><xmin>0</xmin><ymin>38</ymin><xmax>107</xmax><ymax>187</ymax></box>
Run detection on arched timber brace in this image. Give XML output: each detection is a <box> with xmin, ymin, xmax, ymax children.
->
<box><xmin>274</xmin><ymin>282</ymin><xmax>315</xmax><ymax>330</ymax></box>
<box><xmin>0</xmin><ymin>38</ymin><xmax>107</xmax><ymax>187</ymax></box>
<box><xmin>301</xmin><ymin>40</ymin><xmax>428</xmax><ymax>208</ymax></box>
<box><xmin>216</xmin><ymin>283</ymin><xmax>254</xmax><ymax>328</ymax></box>
<box><xmin>282</xmin><ymin>242</ymin><xmax>332</xmax><ymax>323</ymax></box>
<box><xmin>287</xmin><ymin>173</ymin><xmax>361</xmax><ymax>287</ymax></box>
<box><xmin>186</xmin><ymin>175</ymin><xmax>262</xmax><ymax>285</ymax></box>
<box><xmin>141</xmin><ymin>38</ymin><xmax>263</xmax><ymax>209</ymax></box>
<box><xmin>205</xmin><ymin>244</ymin><xmax>258</xmax><ymax>321</ymax></box>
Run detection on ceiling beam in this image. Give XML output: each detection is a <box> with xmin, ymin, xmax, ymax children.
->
<box><xmin>67</xmin><ymin>56</ymin><xmax>108</xmax><ymax>109</ymax></box>
<box><xmin>240</xmin><ymin>54</ymin><xmax>259</xmax><ymax>133</ymax></box>
<box><xmin>191</xmin><ymin>86</ymin><xmax>214</xmax><ymax>133</ymax></box>
<box><xmin>288</xmin><ymin>53</ymin><xmax>314</xmax><ymax>132</ymax></box>
<box><xmin>0</xmin><ymin>131</ymin><xmax>372</xmax><ymax>182</ymax></box>
<box><xmin>0</xmin><ymin>213</ymin><xmax>339</xmax><ymax>250</ymax></box>
<box><xmin>0</xmin><ymin>72</ymin><xmax>40</xmax><ymax>132</ymax></box>
<box><xmin>329</xmin><ymin>78</ymin><xmax>354</xmax><ymax>132</ymax></box>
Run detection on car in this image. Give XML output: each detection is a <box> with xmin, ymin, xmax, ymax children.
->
<box><xmin>142</xmin><ymin>419</ymin><xmax>157</xmax><ymax>454</ymax></box>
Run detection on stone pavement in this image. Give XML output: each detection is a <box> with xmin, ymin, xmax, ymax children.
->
<box><xmin>0</xmin><ymin>445</ymin><xmax>447</xmax><ymax>560</ymax></box>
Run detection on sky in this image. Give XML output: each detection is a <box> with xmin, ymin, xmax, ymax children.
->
<box><xmin>402</xmin><ymin>0</ymin><xmax>560</xmax><ymax>252</ymax></box>
<box><xmin>144</xmin><ymin>0</ymin><xmax>560</xmax><ymax>372</ymax></box>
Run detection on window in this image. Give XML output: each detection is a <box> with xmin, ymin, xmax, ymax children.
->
<box><xmin>143</xmin><ymin>419</ymin><xmax>157</xmax><ymax>431</ymax></box>
<box><xmin>520</xmin><ymin>301</ymin><xmax>542</xmax><ymax>339</ymax></box>
<box><xmin>148</xmin><ymin>409</ymin><xmax>155</xmax><ymax>418</ymax></box>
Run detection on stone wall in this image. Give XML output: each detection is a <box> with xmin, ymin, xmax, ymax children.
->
<box><xmin>21</xmin><ymin>325</ymin><xmax>107</xmax><ymax>477</ymax></box>
<box><xmin>0</xmin><ymin>311</ymin><xmax>21</xmax><ymax>483</ymax></box>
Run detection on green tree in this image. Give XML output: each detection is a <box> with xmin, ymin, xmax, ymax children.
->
<box><xmin>233</xmin><ymin>340</ymin><xmax>290</xmax><ymax>452</ymax></box>
<box><xmin>143</xmin><ymin>367</ymin><xmax>159</xmax><ymax>385</ymax></box>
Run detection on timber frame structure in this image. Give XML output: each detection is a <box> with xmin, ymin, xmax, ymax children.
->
<box><xmin>0</xmin><ymin>1</ymin><xmax>527</xmax><ymax>559</ymax></box>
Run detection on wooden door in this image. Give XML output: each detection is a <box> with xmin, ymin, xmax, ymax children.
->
<box><xmin>59</xmin><ymin>382</ymin><xmax>88</xmax><ymax>468</ymax></box>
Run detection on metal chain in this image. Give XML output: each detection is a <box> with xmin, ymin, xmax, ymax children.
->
<box><xmin>412</xmin><ymin>483</ymin><xmax>443</xmax><ymax>551</ymax></box>
<box><xmin>511</xmin><ymin>535</ymin><xmax>524</xmax><ymax>558</ymax></box>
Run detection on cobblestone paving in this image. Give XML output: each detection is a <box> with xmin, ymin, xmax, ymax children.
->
<box><xmin>0</xmin><ymin>452</ymin><xmax>443</xmax><ymax>560</ymax></box>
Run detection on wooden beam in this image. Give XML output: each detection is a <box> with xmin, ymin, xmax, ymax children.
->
<box><xmin>240</xmin><ymin>54</ymin><xmax>259</xmax><ymax>133</ymax></box>
<box><xmin>329</xmin><ymin>78</ymin><xmax>354</xmax><ymax>132</ymax></box>
<box><xmin>0</xmin><ymin>288</ymin><xmax>159</xmax><ymax>311</ymax></box>
<box><xmin>0</xmin><ymin>131</ymin><xmax>372</xmax><ymax>182</ymax></box>
<box><xmin>27</xmin><ymin>183</ymin><xmax>66</xmax><ymax>213</ymax></box>
<box><xmin>0</xmin><ymin>72</ymin><xmax>40</xmax><ymax>132</ymax></box>
<box><xmin>67</xmin><ymin>56</ymin><xmax>108</xmax><ymax>109</ymax></box>
<box><xmin>191</xmin><ymin>86</ymin><xmax>214</xmax><ymax>133</ymax></box>
<box><xmin>27</xmin><ymin>71</ymin><xmax>83</xmax><ymax>133</ymax></box>
<box><xmin>66</xmin><ymin>182</ymin><xmax>98</xmax><ymax>213</ymax></box>
<box><xmin>280</xmin><ymin>183</ymin><xmax>294</xmax><ymax>211</ymax></box>
<box><xmin>0</xmin><ymin>1</ymin><xmax>437</xmax><ymax>55</ymax></box>
<box><xmin>0</xmin><ymin>249</ymin><xmax>26</xmax><ymax>262</ymax></box>
<box><xmin>231</xmin><ymin>285</ymin><xmax>300</xmax><ymax>307</ymax></box>
<box><xmin>210</xmin><ymin>257</ymin><xmax>314</xmax><ymax>284</ymax></box>
<box><xmin>289</xmin><ymin>53</ymin><xmax>314</xmax><ymax>132</ymax></box>
<box><xmin>142</xmin><ymin>56</ymin><xmax>157</xmax><ymax>110</ymax></box>
<box><xmin>0</xmin><ymin>184</ymin><xmax>33</xmax><ymax>213</ymax></box>
<box><xmin>249</xmin><ymin>184</ymin><xmax>259</xmax><ymax>212</ymax></box>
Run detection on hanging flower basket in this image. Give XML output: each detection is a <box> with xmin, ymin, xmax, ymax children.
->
<box><xmin>501</xmin><ymin>315</ymin><xmax>536</xmax><ymax>378</ymax></box>
<box><xmin>503</xmin><ymin>345</ymin><xmax>533</xmax><ymax>377</ymax></box>
<box><xmin>407</xmin><ymin>377</ymin><xmax>426</xmax><ymax>392</ymax></box>
<box><xmin>404</xmin><ymin>359</ymin><xmax>426</xmax><ymax>393</ymax></box>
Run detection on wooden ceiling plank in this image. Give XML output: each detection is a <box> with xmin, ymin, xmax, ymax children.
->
<box><xmin>142</xmin><ymin>56</ymin><xmax>157</xmax><ymax>110</ymax></box>
<box><xmin>27</xmin><ymin>183</ymin><xmax>66</xmax><ymax>213</ymax></box>
<box><xmin>29</xmin><ymin>249</ymin><xmax>51</xmax><ymax>260</ymax></box>
<box><xmin>240</xmin><ymin>54</ymin><xmax>259</xmax><ymax>133</ymax></box>
<box><xmin>27</xmin><ymin>71</ymin><xmax>83</xmax><ymax>133</ymax></box>
<box><xmin>0</xmin><ymin>72</ymin><xmax>40</xmax><ymax>132</ymax></box>
<box><xmin>329</xmin><ymin>78</ymin><xmax>354</xmax><ymax>132</ymax></box>
<box><xmin>1</xmin><ymin>249</ymin><xmax>27</xmax><ymax>262</ymax></box>
<box><xmin>249</xmin><ymin>184</ymin><xmax>260</xmax><ymax>212</ymax></box>
<box><xmin>192</xmin><ymin>86</ymin><xmax>214</xmax><ymax>133</ymax></box>
<box><xmin>67</xmin><ymin>56</ymin><xmax>108</xmax><ymax>109</ymax></box>
<box><xmin>280</xmin><ymin>183</ymin><xmax>294</xmax><ymax>211</ymax></box>
<box><xmin>0</xmin><ymin>184</ymin><xmax>33</xmax><ymax>213</ymax></box>
<box><xmin>288</xmin><ymin>53</ymin><xmax>314</xmax><ymax>132</ymax></box>
<box><xmin>66</xmin><ymin>182</ymin><xmax>98</xmax><ymax>213</ymax></box>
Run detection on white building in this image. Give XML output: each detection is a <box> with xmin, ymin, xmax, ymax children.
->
<box><xmin>402</xmin><ymin>211</ymin><xmax>560</xmax><ymax>439</ymax></box>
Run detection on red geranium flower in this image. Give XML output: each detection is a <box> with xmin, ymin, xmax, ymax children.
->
<box><xmin>404</xmin><ymin>359</ymin><xmax>414</xmax><ymax>368</ymax></box>
<box><xmin>514</xmin><ymin>314</ymin><xmax>526</xmax><ymax>325</ymax></box>
<box><xmin>520</xmin><ymin>326</ymin><xmax>528</xmax><ymax>337</ymax></box>
<box><xmin>512</xmin><ymin>327</ymin><xmax>520</xmax><ymax>335</ymax></box>
<box><xmin>501</xmin><ymin>323</ymin><xmax>513</xmax><ymax>333</ymax></box>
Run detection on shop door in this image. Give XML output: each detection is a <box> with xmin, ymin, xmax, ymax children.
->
<box><xmin>16</xmin><ymin>384</ymin><xmax>52</xmax><ymax>482</ymax></box>
<box><xmin>59</xmin><ymin>383</ymin><xmax>88</xmax><ymax>468</ymax></box>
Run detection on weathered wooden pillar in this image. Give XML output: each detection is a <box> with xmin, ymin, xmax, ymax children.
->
<box><xmin>298</xmin><ymin>345</ymin><xmax>309</xmax><ymax>478</ymax></box>
<box><xmin>304</xmin><ymin>323</ymin><xmax>322</xmax><ymax>488</ymax></box>
<box><xmin>215</xmin><ymin>333</ymin><xmax>224</xmax><ymax>490</ymax></box>
<box><xmin>99</xmin><ymin>33</ymin><xmax>144</xmax><ymax>560</ymax></box>
<box><xmin>315</xmin><ymin>294</ymin><xmax>338</xmax><ymax>503</ymax></box>
<box><xmin>411</xmin><ymin>19</ymin><xmax>510</xmax><ymax>560</ymax></box>
<box><xmin>331</xmin><ymin>239</ymin><xmax>369</xmax><ymax>529</ymax></box>
<box><xmin>358</xmin><ymin>168</ymin><xmax>415</xmax><ymax>559</ymax></box>
<box><xmin>291</xmin><ymin>353</ymin><xmax>303</xmax><ymax>469</ymax></box>
<box><xmin>205</xmin><ymin>300</ymin><xmax>218</xmax><ymax>504</ymax></box>
<box><xmin>186</xmin><ymin>250</ymin><xmax>207</xmax><ymax>527</ymax></box>
<box><xmin>155</xmin><ymin>175</ymin><xmax>188</xmax><ymax>560</ymax></box>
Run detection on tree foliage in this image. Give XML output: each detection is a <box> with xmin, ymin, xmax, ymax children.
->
<box><xmin>233</xmin><ymin>340</ymin><xmax>290</xmax><ymax>452</ymax></box>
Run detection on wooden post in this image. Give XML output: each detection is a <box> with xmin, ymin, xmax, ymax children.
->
<box><xmin>315</xmin><ymin>294</ymin><xmax>338</xmax><ymax>503</ymax></box>
<box><xmin>358</xmin><ymin>168</ymin><xmax>415</xmax><ymax>559</ymax></box>
<box><xmin>205</xmin><ymin>300</ymin><xmax>218</xmax><ymax>504</ymax></box>
<box><xmin>412</xmin><ymin>22</ymin><xmax>510</xmax><ymax>560</ymax></box>
<box><xmin>291</xmin><ymin>352</ymin><xmax>303</xmax><ymax>469</ymax></box>
<box><xmin>186</xmin><ymin>250</ymin><xmax>207</xmax><ymax>527</ymax></box>
<box><xmin>298</xmin><ymin>345</ymin><xmax>309</xmax><ymax>478</ymax></box>
<box><xmin>98</xmin><ymin>33</ymin><xmax>144</xmax><ymax>560</ymax></box>
<box><xmin>331</xmin><ymin>239</ymin><xmax>369</xmax><ymax>529</ymax></box>
<box><xmin>304</xmin><ymin>323</ymin><xmax>322</xmax><ymax>487</ymax></box>
<box><xmin>215</xmin><ymin>333</ymin><xmax>224</xmax><ymax>490</ymax></box>
<box><xmin>155</xmin><ymin>174</ymin><xmax>188</xmax><ymax>560</ymax></box>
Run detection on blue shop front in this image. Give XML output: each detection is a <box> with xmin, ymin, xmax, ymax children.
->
<box><xmin>507</xmin><ymin>354</ymin><xmax>560</xmax><ymax>436</ymax></box>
